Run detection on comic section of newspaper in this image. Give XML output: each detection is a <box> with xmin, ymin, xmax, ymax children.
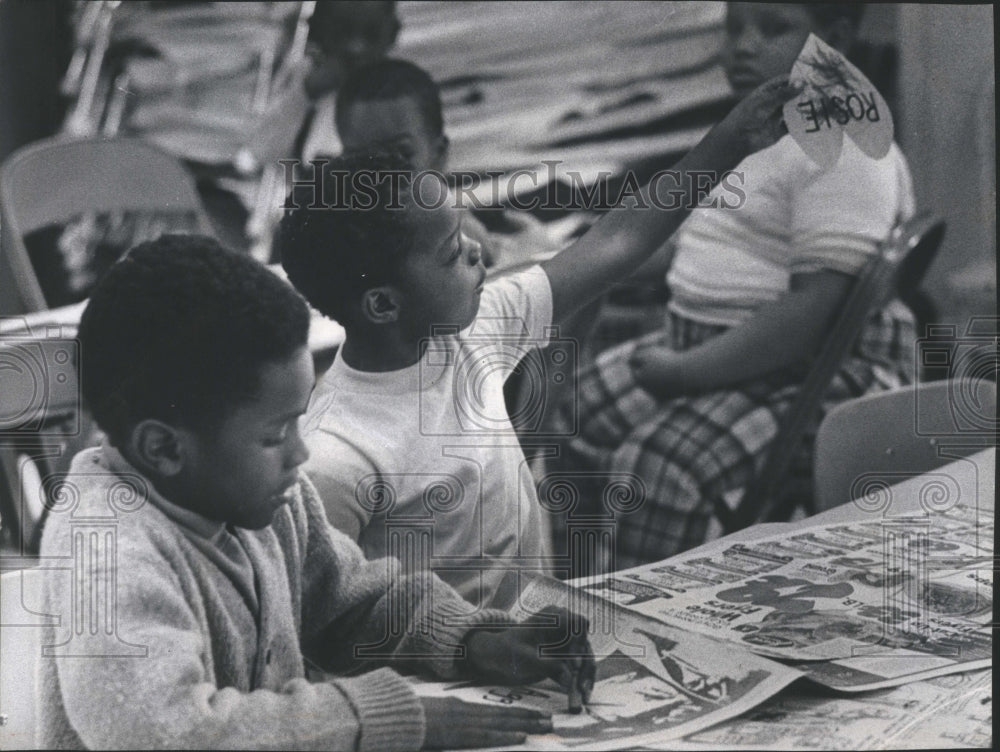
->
<box><xmin>652</xmin><ymin>667</ymin><xmax>992</xmax><ymax>751</ymax></box>
<box><xmin>572</xmin><ymin>500</ymin><xmax>992</xmax><ymax>692</ymax></box>
<box><xmin>410</xmin><ymin>576</ymin><xmax>802</xmax><ymax>751</ymax></box>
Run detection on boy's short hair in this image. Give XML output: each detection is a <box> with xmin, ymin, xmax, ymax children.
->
<box><xmin>309</xmin><ymin>0</ymin><xmax>399</xmax><ymax>58</ymax></box>
<box><xmin>278</xmin><ymin>152</ymin><xmax>417</xmax><ymax>326</ymax></box>
<box><xmin>79</xmin><ymin>235</ymin><xmax>310</xmax><ymax>446</ymax></box>
<box><xmin>335</xmin><ymin>58</ymin><xmax>444</xmax><ymax>140</ymax></box>
<box><xmin>804</xmin><ymin>3</ymin><xmax>866</xmax><ymax>31</ymax></box>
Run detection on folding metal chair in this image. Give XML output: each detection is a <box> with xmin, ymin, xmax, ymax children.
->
<box><xmin>0</xmin><ymin>136</ymin><xmax>203</xmax><ymax>549</ymax></box>
<box><xmin>724</xmin><ymin>212</ymin><xmax>947</xmax><ymax>531</ymax></box>
<box><xmin>0</xmin><ymin>135</ymin><xmax>213</xmax><ymax>314</ymax></box>
<box><xmin>813</xmin><ymin>379</ymin><xmax>997</xmax><ymax>513</ymax></box>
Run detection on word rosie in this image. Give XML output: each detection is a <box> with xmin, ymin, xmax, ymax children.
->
<box><xmin>280</xmin><ymin>160</ymin><xmax>748</xmax><ymax>212</ymax></box>
<box><xmin>795</xmin><ymin>90</ymin><xmax>882</xmax><ymax>132</ymax></box>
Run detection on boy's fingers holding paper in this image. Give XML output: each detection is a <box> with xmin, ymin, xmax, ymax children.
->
<box><xmin>726</xmin><ymin>75</ymin><xmax>804</xmax><ymax>153</ymax></box>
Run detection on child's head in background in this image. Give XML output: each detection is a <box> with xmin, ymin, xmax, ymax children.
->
<box><xmin>722</xmin><ymin>3</ymin><xmax>865</xmax><ymax>97</ymax></box>
<box><xmin>78</xmin><ymin>235</ymin><xmax>313</xmax><ymax>529</ymax></box>
<box><xmin>336</xmin><ymin>59</ymin><xmax>448</xmax><ymax>173</ymax></box>
<box><xmin>279</xmin><ymin>154</ymin><xmax>485</xmax><ymax>344</ymax></box>
<box><xmin>306</xmin><ymin>0</ymin><xmax>401</xmax><ymax>98</ymax></box>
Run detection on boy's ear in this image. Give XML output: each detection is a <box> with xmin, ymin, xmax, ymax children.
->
<box><xmin>360</xmin><ymin>286</ymin><xmax>401</xmax><ymax>324</ymax></box>
<box><xmin>128</xmin><ymin>419</ymin><xmax>187</xmax><ymax>477</ymax></box>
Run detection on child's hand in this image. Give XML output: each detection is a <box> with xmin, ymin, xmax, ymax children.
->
<box><xmin>717</xmin><ymin>77</ymin><xmax>802</xmax><ymax>156</ymax></box>
<box><xmin>463</xmin><ymin>606</ymin><xmax>596</xmax><ymax>713</ymax></box>
<box><xmin>421</xmin><ymin>696</ymin><xmax>552</xmax><ymax>749</ymax></box>
<box><xmin>630</xmin><ymin>343</ymin><xmax>683</xmax><ymax>398</ymax></box>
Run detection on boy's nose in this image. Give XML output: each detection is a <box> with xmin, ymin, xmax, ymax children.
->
<box><xmin>467</xmin><ymin>237</ymin><xmax>483</xmax><ymax>265</ymax></box>
<box><xmin>732</xmin><ymin>26</ymin><xmax>763</xmax><ymax>55</ymax></box>
<box><xmin>287</xmin><ymin>428</ymin><xmax>310</xmax><ymax>469</ymax></box>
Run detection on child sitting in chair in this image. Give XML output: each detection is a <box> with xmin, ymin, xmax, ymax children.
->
<box><xmin>37</xmin><ymin>235</ymin><xmax>594</xmax><ymax>750</ymax></box>
<box><xmin>555</xmin><ymin>3</ymin><xmax>918</xmax><ymax>568</ymax></box>
<box><xmin>332</xmin><ymin>57</ymin><xmax>561</xmax><ymax>273</ymax></box>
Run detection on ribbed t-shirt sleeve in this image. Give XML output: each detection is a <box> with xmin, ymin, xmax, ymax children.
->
<box><xmin>472</xmin><ymin>265</ymin><xmax>554</xmax><ymax>346</ymax></box>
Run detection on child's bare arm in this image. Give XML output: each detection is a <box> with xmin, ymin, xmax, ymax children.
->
<box><xmin>630</xmin><ymin>269</ymin><xmax>854</xmax><ymax>396</ymax></box>
<box><xmin>621</xmin><ymin>237</ymin><xmax>677</xmax><ymax>288</ymax></box>
<box><xmin>541</xmin><ymin>78</ymin><xmax>796</xmax><ymax>323</ymax></box>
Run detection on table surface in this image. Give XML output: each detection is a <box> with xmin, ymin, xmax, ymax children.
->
<box><xmin>633</xmin><ymin>447</ymin><xmax>995</xmax><ymax>749</ymax></box>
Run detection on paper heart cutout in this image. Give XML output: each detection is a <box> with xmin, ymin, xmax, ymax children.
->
<box><xmin>782</xmin><ymin>34</ymin><xmax>895</xmax><ymax>168</ymax></box>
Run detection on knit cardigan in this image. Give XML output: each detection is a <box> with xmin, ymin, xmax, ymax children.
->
<box><xmin>38</xmin><ymin>447</ymin><xmax>507</xmax><ymax>750</ymax></box>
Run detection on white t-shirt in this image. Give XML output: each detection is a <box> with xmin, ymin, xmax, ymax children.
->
<box><xmin>300</xmin><ymin>95</ymin><xmax>342</xmax><ymax>163</ymax></box>
<box><xmin>667</xmin><ymin>135</ymin><xmax>915</xmax><ymax>327</ymax></box>
<box><xmin>303</xmin><ymin>266</ymin><xmax>554</xmax><ymax>608</ymax></box>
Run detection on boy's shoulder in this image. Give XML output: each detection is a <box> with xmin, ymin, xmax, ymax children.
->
<box><xmin>469</xmin><ymin>264</ymin><xmax>554</xmax><ymax>341</ymax></box>
<box><xmin>39</xmin><ymin>447</ymin><xmax>322</xmax><ymax>563</ymax></box>
<box><xmin>59</xmin><ymin>447</ymin><xmax>155</xmax><ymax>519</ymax></box>
<box><xmin>39</xmin><ymin>447</ymin><xmax>177</xmax><ymax>561</ymax></box>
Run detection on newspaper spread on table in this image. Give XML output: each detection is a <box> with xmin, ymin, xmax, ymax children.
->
<box><xmin>410</xmin><ymin>576</ymin><xmax>802</xmax><ymax>751</ymax></box>
<box><xmin>654</xmin><ymin>667</ymin><xmax>992</xmax><ymax>751</ymax></box>
<box><xmin>572</xmin><ymin>499</ymin><xmax>992</xmax><ymax>692</ymax></box>
<box><xmin>406</xmin><ymin>497</ymin><xmax>991</xmax><ymax>749</ymax></box>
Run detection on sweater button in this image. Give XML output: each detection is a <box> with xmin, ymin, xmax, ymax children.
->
<box><xmin>265</xmin><ymin>648</ymin><xmax>273</xmax><ymax>665</ymax></box>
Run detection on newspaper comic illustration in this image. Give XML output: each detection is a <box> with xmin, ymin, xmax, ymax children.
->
<box><xmin>410</xmin><ymin>576</ymin><xmax>802</xmax><ymax>751</ymax></box>
<box><xmin>572</xmin><ymin>500</ymin><xmax>992</xmax><ymax>691</ymax></box>
<box><xmin>656</xmin><ymin>667</ymin><xmax>992</xmax><ymax>751</ymax></box>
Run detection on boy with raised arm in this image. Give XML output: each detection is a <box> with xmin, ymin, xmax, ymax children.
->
<box><xmin>279</xmin><ymin>79</ymin><xmax>794</xmax><ymax>607</ymax></box>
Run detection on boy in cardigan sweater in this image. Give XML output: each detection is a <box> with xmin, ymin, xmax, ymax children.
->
<box><xmin>37</xmin><ymin>235</ymin><xmax>593</xmax><ymax>750</ymax></box>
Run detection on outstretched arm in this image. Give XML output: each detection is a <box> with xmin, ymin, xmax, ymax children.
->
<box><xmin>541</xmin><ymin>78</ymin><xmax>797</xmax><ymax>323</ymax></box>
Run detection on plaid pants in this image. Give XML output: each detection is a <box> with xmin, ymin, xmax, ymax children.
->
<box><xmin>551</xmin><ymin>301</ymin><xmax>917</xmax><ymax>571</ymax></box>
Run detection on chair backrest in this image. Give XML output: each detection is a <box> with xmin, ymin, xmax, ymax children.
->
<box><xmin>0</xmin><ymin>568</ymin><xmax>48</xmax><ymax>749</ymax></box>
<box><xmin>0</xmin><ymin>448</ymin><xmax>57</xmax><ymax>556</ymax></box>
<box><xmin>1</xmin><ymin>136</ymin><xmax>213</xmax><ymax>314</ymax></box>
<box><xmin>726</xmin><ymin>212</ymin><xmax>947</xmax><ymax>531</ymax></box>
<box><xmin>813</xmin><ymin>379</ymin><xmax>997</xmax><ymax>512</ymax></box>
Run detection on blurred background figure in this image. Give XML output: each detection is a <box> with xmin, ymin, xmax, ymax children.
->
<box><xmin>331</xmin><ymin>57</ymin><xmax>561</xmax><ymax>273</ymax></box>
<box><xmin>299</xmin><ymin>0</ymin><xmax>401</xmax><ymax>161</ymax></box>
